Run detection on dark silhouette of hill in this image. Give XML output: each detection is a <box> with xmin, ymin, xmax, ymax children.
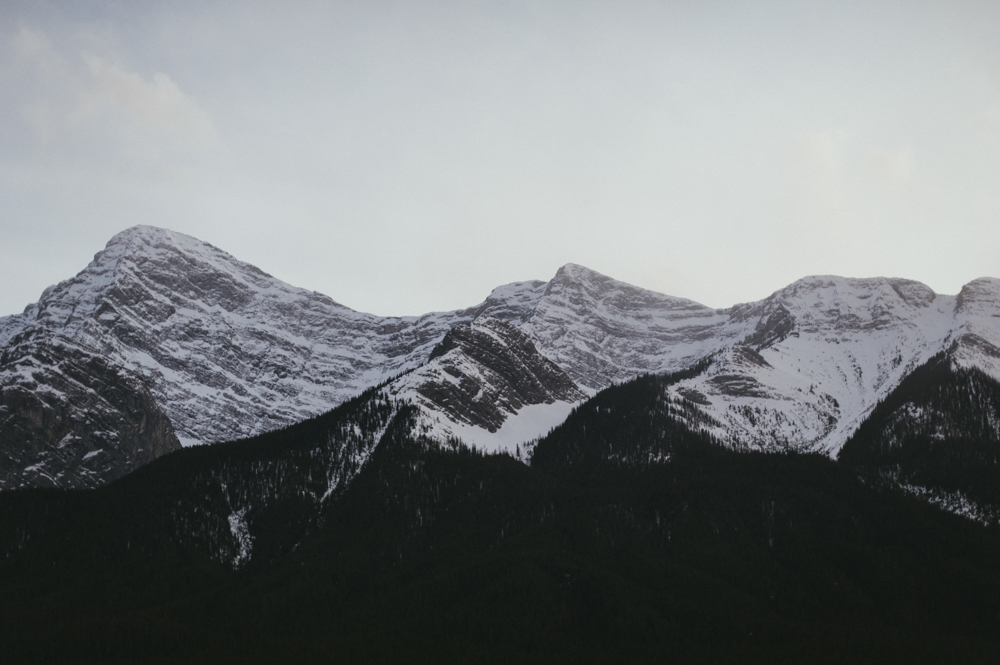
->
<box><xmin>2</xmin><ymin>373</ymin><xmax>1000</xmax><ymax>663</ymax></box>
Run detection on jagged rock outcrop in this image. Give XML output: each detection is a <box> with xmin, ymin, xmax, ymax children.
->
<box><xmin>0</xmin><ymin>332</ymin><xmax>179</xmax><ymax>489</ymax></box>
<box><xmin>388</xmin><ymin>317</ymin><xmax>586</xmax><ymax>452</ymax></box>
<box><xmin>0</xmin><ymin>227</ymin><xmax>544</xmax><ymax>451</ymax></box>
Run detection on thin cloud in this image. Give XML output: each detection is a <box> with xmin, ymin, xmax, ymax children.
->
<box><xmin>6</xmin><ymin>25</ymin><xmax>220</xmax><ymax>163</ymax></box>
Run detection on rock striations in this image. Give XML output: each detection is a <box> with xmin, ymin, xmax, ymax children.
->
<box><xmin>1</xmin><ymin>225</ymin><xmax>1000</xmax><ymax>488</ymax></box>
<box><xmin>388</xmin><ymin>316</ymin><xmax>586</xmax><ymax>452</ymax></box>
<box><xmin>663</xmin><ymin>276</ymin><xmax>965</xmax><ymax>453</ymax></box>
<box><xmin>0</xmin><ymin>333</ymin><xmax>178</xmax><ymax>489</ymax></box>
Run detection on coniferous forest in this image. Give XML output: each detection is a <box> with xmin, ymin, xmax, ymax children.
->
<box><xmin>840</xmin><ymin>352</ymin><xmax>1000</xmax><ymax>520</ymax></box>
<box><xmin>2</xmin><ymin>372</ymin><xmax>1000</xmax><ymax>664</ymax></box>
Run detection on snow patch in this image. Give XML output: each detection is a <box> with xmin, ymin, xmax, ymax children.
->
<box><xmin>228</xmin><ymin>508</ymin><xmax>253</xmax><ymax>567</ymax></box>
<box><xmin>417</xmin><ymin>400</ymin><xmax>579</xmax><ymax>455</ymax></box>
<box><xmin>896</xmin><ymin>481</ymin><xmax>999</xmax><ymax>526</ymax></box>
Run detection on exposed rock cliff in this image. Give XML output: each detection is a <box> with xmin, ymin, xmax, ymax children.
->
<box><xmin>388</xmin><ymin>317</ymin><xmax>586</xmax><ymax>452</ymax></box>
<box><xmin>0</xmin><ymin>332</ymin><xmax>179</xmax><ymax>489</ymax></box>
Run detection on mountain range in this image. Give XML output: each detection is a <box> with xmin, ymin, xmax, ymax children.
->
<box><xmin>3</xmin><ymin>225</ymin><xmax>1000</xmax><ymax>663</ymax></box>
<box><xmin>2</xmin><ymin>225</ymin><xmax>999</xmax><ymax>496</ymax></box>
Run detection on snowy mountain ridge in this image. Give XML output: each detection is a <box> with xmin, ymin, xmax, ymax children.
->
<box><xmin>666</xmin><ymin>276</ymin><xmax>963</xmax><ymax>454</ymax></box>
<box><xmin>519</xmin><ymin>269</ymin><xmax>1000</xmax><ymax>455</ymax></box>
<box><xmin>2</xmin><ymin>225</ymin><xmax>1000</xmax><ymax>487</ymax></box>
<box><xmin>0</xmin><ymin>227</ymin><xmax>541</xmax><ymax>449</ymax></box>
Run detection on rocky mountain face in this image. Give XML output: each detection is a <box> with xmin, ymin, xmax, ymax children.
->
<box><xmin>0</xmin><ymin>226</ymin><xmax>513</xmax><ymax>450</ymax></box>
<box><xmin>388</xmin><ymin>316</ymin><xmax>586</xmax><ymax>453</ymax></box>
<box><xmin>2</xmin><ymin>225</ymin><xmax>1000</xmax><ymax>489</ymax></box>
<box><xmin>521</xmin><ymin>263</ymin><xmax>738</xmax><ymax>391</ymax></box>
<box><xmin>660</xmin><ymin>276</ymin><xmax>965</xmax><ymax>454</ymax></box>
<box><xmin>510</xmin><ymin>269</ymin><xmax>1000</xmax><ymax>456</ymax></box>
<box><xmin>951</xmin><ymin>277</ymin><xmax>1000</xmax><ymax>377</ymax></box>
<box><xmin>0</xmin><ymin>333</ymin><xmax>179</xmax><ymax>489</ymax></box>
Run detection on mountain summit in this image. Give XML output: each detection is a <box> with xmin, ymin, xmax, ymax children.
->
<box><xmin>1</xmin><ymin>226</ymin><xmax>999</xmax><ymax>488</ymax></box>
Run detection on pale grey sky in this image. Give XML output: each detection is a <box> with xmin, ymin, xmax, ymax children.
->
<box><xmin>2</xmin><ymin>0</ymin><xmax>999</xmax><ymax>316</ymax></box>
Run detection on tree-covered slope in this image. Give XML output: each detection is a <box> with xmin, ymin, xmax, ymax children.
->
<box><xmin>2</xmin><ymin>373</ymin><xmax>1000</xmax><ymax>663</ymax></box>
<box><xmin>839</xmin><ymin>352</ymin><xmax>1000</xmax><ymax>524</ymax></box>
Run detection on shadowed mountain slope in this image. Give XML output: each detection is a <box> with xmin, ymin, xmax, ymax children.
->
<box><xmin>839</xmin><ymin>351</ymin><xmax>1000</xmax><ymax>525</ymax></box>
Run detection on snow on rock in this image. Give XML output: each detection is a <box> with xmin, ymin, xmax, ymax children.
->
<box><xmin>663</xmin><ymin>276</ymin><xmax>960</xmax><ymax>455</ymax></box>
<box><xmin>3</xmin><ymin>225</ymin><xmax>1000</xmax><ymax>487</ymax></box>
<box><xmin>515</xmin><ymin>269</ymin><xmax>998</xmax><ymax>457</ymax></box>
<box><xmin>0</xmin><ymin>333</ymin><xmax>180</xmax><ymax>489</ymax></box>
<box><xmin>0</xmin><ymin>226</ymin><xmax>542</xmax><ymax>452</ymax></box>
<box><xmin>227</xmin><ymin>508</ymin><xmax>253</xmax><ymax>568</ymax></box>
<box><xmin>523</xmin><ymin>264</ymin><xmax>739</xmax><ymax>392</ymax></box>
<box><xmin>951</xmin><ymin>277</ymin><xmax>1000</xmax><ymax>381</ymax></box>
<box><xmin>388</xmin><ymin>317</ymin><xmax>586</xmax><ymax>455</ymax></box>
<box><xmin>414</xmin><ymin>400</ymin><xmax>577</xmax><ymax>457</ymax></box>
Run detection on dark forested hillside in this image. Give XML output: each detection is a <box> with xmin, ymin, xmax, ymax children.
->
<box><xmin>2</xmin><ymin>374</ymin><xmax>1000</xmax><ymax>664</ymax></box>
<box><xmin>839</xmin><ymin>352</ymin><xmax>1000</xmax><ymax>524</ymax></box>
<box><xmin>529</xmin><ymin>362</ymin><xmax>719</xmax><ymax>473</ymax></box>
<box><xmin>0</xmin><ymin>381</ymin><xmax>402</xmax><ymax>575</ymax></box>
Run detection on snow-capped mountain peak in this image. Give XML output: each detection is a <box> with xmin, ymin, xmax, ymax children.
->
<box><xmin>951</xmin><ymin>276</ymin><xmax>1000</xmax><ymax>381</ymax></box>
<box><xmin>2</xmin><ymin>227</ymin><xmax>558</xmax><ymax>451</ymax></box>
<box><xmin>662</xmin><ymin>276</ymin><xmax>961</xmax><ymax>454</ymax></box>
<box><xmin>3</xmin><ymin>227</ymin><xmax>1000</xmax><ymax>488</ymax></box>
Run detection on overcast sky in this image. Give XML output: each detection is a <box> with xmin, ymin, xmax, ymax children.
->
<box><xmin>2</xmin><ymin>0</ymin><xmax>999</xmax><ymax>316</ymax></box>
